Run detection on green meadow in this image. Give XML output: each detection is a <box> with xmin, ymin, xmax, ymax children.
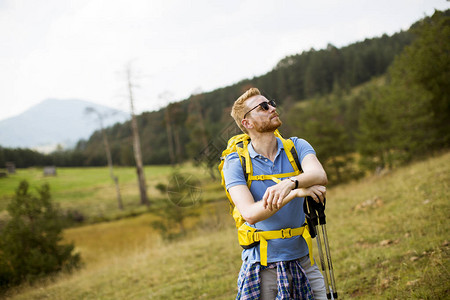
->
<box><xmin>1</xmin><ymin>151</ymin><xmax>449</xmax><ymax>299</ymax></box>
<box><xmin>0</xmin><ymin>163</ymin><xmax>218</xmax><ymax>222</ymax></box>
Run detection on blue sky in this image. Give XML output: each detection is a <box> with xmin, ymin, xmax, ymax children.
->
<box><xmin>0</xmin><ymin>0</ymin><xmax>448</xmax><ymax>121</ymax></box>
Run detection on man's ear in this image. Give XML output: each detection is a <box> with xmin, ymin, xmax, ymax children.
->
<box><xmin>241</xmin><ymin>118</ymin><xmax>253</xmax><ymax>131</ymax></box>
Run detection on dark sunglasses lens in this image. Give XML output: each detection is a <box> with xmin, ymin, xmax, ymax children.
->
<box><xmin>259</xmin><ymin>102</ymin><xmax>270</xmax><ymax>110</ymax></box>
<box><xmin>269</xmin><ymin>100</ymin><xmax>276</xmax><ymax>108</ymax></box>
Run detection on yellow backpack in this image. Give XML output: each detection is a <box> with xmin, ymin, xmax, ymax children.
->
<box><xmin>218</xmin><ymin>130</ymin><xmax>314</xmax><ymax>266</ymax></box>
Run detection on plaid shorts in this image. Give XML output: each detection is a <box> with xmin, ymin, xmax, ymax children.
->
<box><xmin>236</xmin><ymin>259</ymin><xmax>314</xmax><ymax>300</ymax></box>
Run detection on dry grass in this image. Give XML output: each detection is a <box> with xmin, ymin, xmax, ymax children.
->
<box><xmin>3</xmin><ymin>151</ymin><xmax>449</xmax><ymax>299</ymax></box>
<box><xmin>4</xmin><ymin>200</ymin><xmax>239</xmax><ymax>300</ymax></box>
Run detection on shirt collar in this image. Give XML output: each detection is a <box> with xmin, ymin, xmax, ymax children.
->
<box><xmin>248</xmin><ymin>137</ymin><xmax>284</xmax><ymax>159</ymax></box>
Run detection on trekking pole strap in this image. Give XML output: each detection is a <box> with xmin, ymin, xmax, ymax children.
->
<box><xmin>306</xmin><ymin>196</ymin><xmax>326</xmax><ymax>225</ymax></box>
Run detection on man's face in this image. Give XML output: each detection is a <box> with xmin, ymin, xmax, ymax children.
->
<box><xmin>244</xmin><ymin>95</ymin><xmax>282</xmax><ymax>133</ymax></box>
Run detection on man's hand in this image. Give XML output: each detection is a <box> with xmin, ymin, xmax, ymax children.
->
<box><xmin>262</xmin><ymin>179</ymin><xmax>294</xmax><ymax>211</ymax></box>
<box><xmin>303</xmin><ymin>185</ymin><xmax>326</xmax><ymax>204</ymax></box>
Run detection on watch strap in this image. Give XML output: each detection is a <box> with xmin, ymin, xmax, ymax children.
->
<box><xmin>289</xmin><ymin>177</ymin><xmax>298</xmax><ymax>189</ymax></box>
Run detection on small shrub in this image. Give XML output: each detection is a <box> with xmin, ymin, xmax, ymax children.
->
<box><xmin>63</xmin><ymin>209</ymin><xmax>86</xmax><ymax>226</ymax></box>
<box><xmin>151</xmin><ymin>173</ymin><xmax>202</xmax><ymax>241</ymax></box>
<box><xmin>0</xmin><ymin>180</ymin><xmax>81</xmax><ymax>290</ymax></box>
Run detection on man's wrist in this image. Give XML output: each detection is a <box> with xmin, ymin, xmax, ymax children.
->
<box><xmin>289</xmin><ymin>177</ymin><xmax>299</xmax><ymax>189</ymax></box>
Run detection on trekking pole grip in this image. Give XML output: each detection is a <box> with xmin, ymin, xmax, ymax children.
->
<box><xmin>307</xmin><ymin>196</ymin><xmax>326</xmax><ymax>225</ymax></box>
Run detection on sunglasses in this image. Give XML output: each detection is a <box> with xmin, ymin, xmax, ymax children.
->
<box><xmin>243</xmin><ymin>100</ymin><xmax>277</xmax><ymax>119</ymax></box>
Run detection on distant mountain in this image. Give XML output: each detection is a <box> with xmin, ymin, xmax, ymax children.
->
<box><xmin>0</xmin><ymin>99</ymin><xmax>129</xmax><ymax>152</ymax></box>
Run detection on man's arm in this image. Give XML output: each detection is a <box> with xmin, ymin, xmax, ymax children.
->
<box><xmin>262</xmin><ymin>153</ymin><xmax>328</xmax><ymax>210</ymax></box>
<box><xmin>295</xmin><ymin>153</ymin><xmax>328</xmax><ymax>187</ymax></box>
<box><xmin>229</xmin><ymin>183</ymin><xmax>326</xmax><ymax>225</ymax></box>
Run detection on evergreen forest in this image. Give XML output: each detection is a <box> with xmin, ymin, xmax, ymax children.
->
<box><xmin>1</xmin><ymin>10</ymin><xmax>448</xmax><ymax>185</ymax></box>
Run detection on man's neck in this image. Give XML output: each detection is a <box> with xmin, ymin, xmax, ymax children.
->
<box><xmin>249</xmin><ymin>131</ymin><xmax>278</xmax><ymax>161</ymax></box>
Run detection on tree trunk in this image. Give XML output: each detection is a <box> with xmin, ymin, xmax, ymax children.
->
<box><xmin>165</xmin><ymin>106</ymin><xmax>176</xmax><ymax>165</ymax></box>
<box><xmin>127</xmin><ymin>65</ymin><xmax>149</xmax><ymax>206</ymax></box>
<box><xmin>174</xmin><ymin>127</ymin><xmax>182</xmax><ymax>161</ymax></box>
<box><xmin>86</xmin><ymin>106</ymin><xmax>123</xmax><ymax>210</ymax></box>
<box><xmin>102</xmin><ymin>127</ymin><xmax>124</xmax><ymax>210</ymax></box>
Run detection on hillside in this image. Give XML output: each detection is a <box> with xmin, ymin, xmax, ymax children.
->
<box><xmin>0</xmin><ymin>99</ymin><xmax>128</xmax><ymax>152</ymax></box>
<box><xmin>2</xmin><ymin>10</ymin><xmax>448</xmax><ymax>176</ymax></box>
<box><xmin>76</xmin><ymin>28</ymin><xmax>414</xmax><ymax>166</ymax></box>
<box><xmin>4</xmin><ymin>151</ymin><xmax>449</xmax><ymax>299</ymax></box>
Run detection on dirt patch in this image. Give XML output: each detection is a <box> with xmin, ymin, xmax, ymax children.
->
<box><xmin>354</xmin><ymin>196</ymin><xmax>384</xmax><ymax>211</ymax></box>
<box><xmin>379</xmin><ymin>239</ymin><xmax>400</xmax><ymax>247</ymax></box>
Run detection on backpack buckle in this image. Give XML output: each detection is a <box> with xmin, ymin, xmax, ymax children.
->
<box><xmin>281</xmin><ymin>228</ymin><xmax>292</xmax><ymax>239</ymax></box>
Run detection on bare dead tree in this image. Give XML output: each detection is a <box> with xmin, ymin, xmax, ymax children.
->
<box><xmin>165</xmin><ymin>106</ymin><xmax>176</xmax><ymax>165</ymax></box>
<box><xmin>126</xmin><ymin>64</ymin><xmax>149</xmax><ymax>206</ymax></box>
<box><xmin>188</xmin><ymin>90</ymin><xmax>216</xmax><ymax>179</ymax></box>
<box><xmin>188</xmin><ymin>89</ymin><xmax>209</xmax><ymax>151</ymax></box>
<box><xmin>168</xmin><ymin>102</ymin><xmax>184</xmax><ymax>162</ymax></box>
<box><xmin>159</xmin><ymin>91</ymin><xmax>176</xmax><ymax>165</ymax></box>
<box><xmin>85</xmin><ymin>107</ymin><xmax>123</xmax><ymax>210</ymax></box>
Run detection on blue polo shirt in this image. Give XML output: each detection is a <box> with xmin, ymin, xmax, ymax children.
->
<box><xmin>223</xmin><ymin>137</ymin><xmax>316</xmax><ymax>264</ymax></box>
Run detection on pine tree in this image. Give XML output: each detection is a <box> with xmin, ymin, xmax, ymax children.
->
<box><xmin>388</xmin><ymin>10</ymin><xmax>450</xmax><ymax>148</ymax></box>
<box><xmin>0</xmin><ymin>181</ymin><xmax>80</xmax><ymax>288</ymax></box>
<box><xmin>356</xmin><ymin>87</ymin><xmax>393</xmax><ymax>170</ymax></box>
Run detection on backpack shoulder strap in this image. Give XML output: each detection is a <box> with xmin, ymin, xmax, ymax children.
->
<box><xmin>236</xmin><ymin>139</ymin><xmax>252</xmax><ymax>187</ymax></box>
<box><xmin>274</xmin><ymin>129</ymin><xmax>302</xmax><ymax>173</ymax></box>
<box><xmin>236</xmin><ymin>141</ymin><xmax>249</xmax><ymax>183</ymax></box>
<box><xmin>287</xmin><ymin>138</ymin><xmax>303</xmax><ymax>173</ymax></box>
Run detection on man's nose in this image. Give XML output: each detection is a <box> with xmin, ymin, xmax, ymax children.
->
<box><xmin>268</xmin><ymin>105</ymin><xmax>276</xmax><ymax>112</ymax></box>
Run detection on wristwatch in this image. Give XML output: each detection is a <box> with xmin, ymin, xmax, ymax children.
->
<box><xmin>289</xmin><ymin>177</ymin><xmax>298</xmax><ymax>189</ymax></box>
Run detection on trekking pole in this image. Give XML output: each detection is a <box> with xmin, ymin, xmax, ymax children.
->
<box><xmin>307</xmin><ymin>196</ymin><xmax>338</xmax><ymax>299</ymax></box>
<box><xmin>305</xmin><ymin>197</ymin><xmax>331</xmax><ymax>299</ymax></box>
<box><xmin>321</xmin><ymin>223</ymin><xmax>338</xmax><ymax>299</ymax></box>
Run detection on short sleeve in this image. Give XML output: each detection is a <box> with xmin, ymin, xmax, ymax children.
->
<box><xmin>290</xmin><ymin>137</ymin><xmax>316</xmax><ymax>163</ymax></box>
<box><xmin>223</xmin><ymin>152</ymin><xmax>247</xmax><ymax>190</ymax></box>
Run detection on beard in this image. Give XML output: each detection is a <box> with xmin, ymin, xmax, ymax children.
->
<box><xmin>255</xmin><ymin>115</ymin><xmax>282</xmax><ymax>133</ymax></box>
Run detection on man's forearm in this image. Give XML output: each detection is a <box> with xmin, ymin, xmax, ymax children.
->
<box><xmin>295</xmin><ymin>169</ymin><xmax>328</xmax><ymax>188</ymax></box>
<box><xmin>242</xmin><ymin>190</ymin><xmax>298</xmax><ymax>225</ymax></box>
<box><xmin>241</xmin><ymin>185</ymin><xmax>325</xmax><ymax>224</ymax></box>
<box><xmin>294</xmin><ymin>153</ymin><xmax>328</xmax><ymax>188</ymax></box>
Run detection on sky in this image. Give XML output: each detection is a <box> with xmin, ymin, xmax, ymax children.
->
<box><xmin>0</xmin><ymin>0</ymin><xmax>448</xmax><ymax>121</ymax></box>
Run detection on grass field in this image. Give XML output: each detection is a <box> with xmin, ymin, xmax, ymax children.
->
<box><xmin>2</xmin><ymin>151</ymin><xmax>449</xmax><ymax>299</ymax></box>
<box><xmin>0</xmin><ymin>163</ymin><xmax>220</xmax><ymax>222</ymax></box>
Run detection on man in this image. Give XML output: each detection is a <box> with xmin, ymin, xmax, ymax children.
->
<box><xmin>223</xmin><ymin>87</ymin><xmax>328</xmax><ymax>299</ymax></box>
